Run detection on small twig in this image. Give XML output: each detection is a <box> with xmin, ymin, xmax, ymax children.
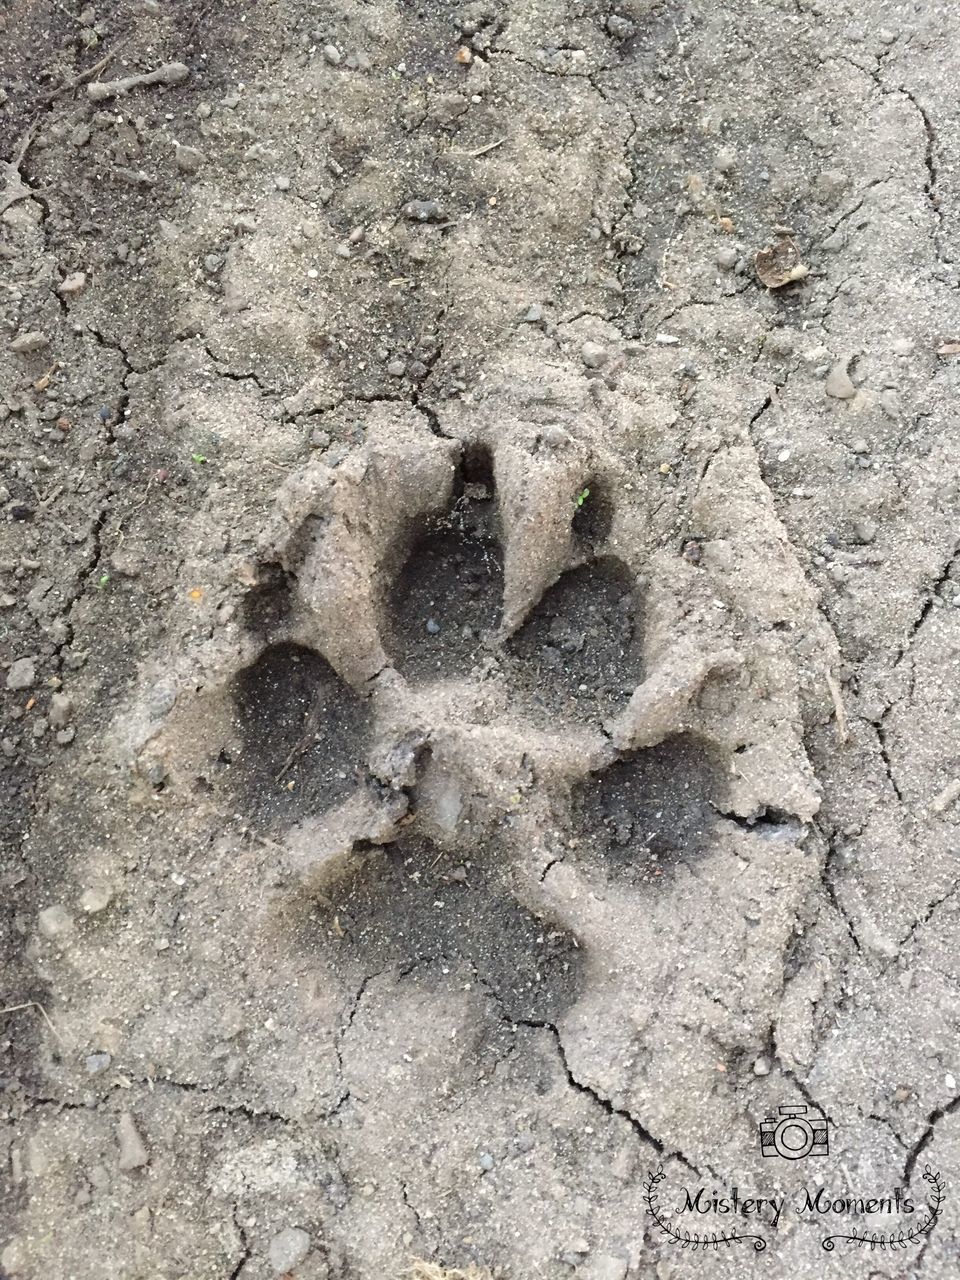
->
<box><xmin>39</xmin><ymin>40</ymin><xmax>128</xmax><ymax>107</ymax></box>
<box><xmin>825</xmin><ymin>670</ymin><xmax>849</xmax><ymax>745</ymax></box>
<box><xmin>275</xmin><ymin>700</ymin><xmax>323</xmax><ymax>782</ymax></box>
<box><xmin>87</xmin><ymin>59</ymin><xmax>189</xmax><ymax>103</ymax></box>
<box><xmin>1</xmin><ymin>1001</ymin><xmax>64</xmax><ymax>1043</ymax></box>
<box><xmin>0</xmin><ymin>122</ymin><xmax>41</xmax><ymax>215</ymax></box>
<box><xmin>465</xmin><ymin>136</ymin><xmax>508</xmax><ymax>158</ymax></box>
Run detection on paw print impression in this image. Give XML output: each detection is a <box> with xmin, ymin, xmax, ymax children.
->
<box><xmin>117</xmin><ymin>371</ymin><xmax>841</xmax><ymax>1192</ymax></box>
<box><xmin>134</xmin><ymin>388</ymin><xmax>833</xmax><ymax>923</ymax></box>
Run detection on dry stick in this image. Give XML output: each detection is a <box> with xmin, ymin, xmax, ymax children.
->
<box><xmin>0</xmin><ymin>41</ymin><xmax>127</xmax><ymax>213</ymax></box>
<box><xmin>39</xmin><ymin>40</ymin><xmax>128</xmax><ymax>107</ymax></box>
<box><xmin>275</xmin><ymin>699</ymin><xmax>323</xmax><ymax>782</ymax></box>
<box><xmin>825</xmin><ymin>670</ymin><xmax>849</xmax><ymax>745</ymax></box>
<box><xmin>467</xmin><ymin>136</ymin><xmax>507</xmax><ymax>157</ymax></box>
<box><xmin>1</xmin><ymin>1001</ymin><xmax>64</xmax><ymax>1043</ymax></box>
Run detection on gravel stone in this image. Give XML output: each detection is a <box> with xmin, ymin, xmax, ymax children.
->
<box><xmin>10</xmin><ymin>331</ymin><xmax>49</xmax><ymax>354</ymax></box>
<box><xmin>49</xmin><ymin>692</ymin><xmax>73</xmax><ymax>727</ymax></box>
<box><xmin>6</xmin><ymin>658</ymin><xmax>36</xmax><ymax>691</ymax></box>
<box><xmin>825</xmin><ymin>359</ymin><xmax>856</xmax><ymax>399</ymax></box>
<box><xmin>581</xmin><ymin>341</ymin><xmax>608</xmax><ymax>368</ymax></box>
<box><xmin>402</xmin><ymin>198</ymin><xmax>444</xmax><ymax>222</ymax></box>
<box><xmin>268</xmin><ymin>1227</ymin><xmax>311</xmax><ymax>1273</ymax></box>
<box><xmin>80</xmin><ymin>886</ymin><xmax>113</xmax><ymax>913</ymax></box>
<box><xmin>38</xmin><ymin>904</ymin><xmax>74</xmax><ymax>939</ymax></box>
<box><xmin>851</xmin><ymin>517</ymin><xmax>878</xmax><ymax>545</ymax></box>
<box><xmin>58</xmin><ymin>272</ymin><xmax>87</xmax><ymax>295</ymax></box>
<box><xmin>606</xmin><ymin>15</ymin><xmax>636</xmax><ymax>39</ymax></box>
<box><xmin>175</xmin><ymin>145</ymin><xmax>204</xmax><ymax>175</ymax></box>
<box><xmin>117</xmin><ymin>1112</ymin><xmax>149</xmax><ymax>1171</ymax></box>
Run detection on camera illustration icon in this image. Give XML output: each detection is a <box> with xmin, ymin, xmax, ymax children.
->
<box><xmin>759</xmin><ymin>1104</ymin><xmax>830</xmax><ymax>1159</ymax></box>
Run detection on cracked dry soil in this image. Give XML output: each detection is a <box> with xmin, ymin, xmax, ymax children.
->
<box><xmin>2</xmin><ymin>1</ymin><xmax>960</xmax><ymax>1278</ymax></box>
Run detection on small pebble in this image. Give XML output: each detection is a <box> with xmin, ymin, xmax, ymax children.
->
<box><xmin>274</xmin><ymin>175</ymin><xmax>291</xmax><ymax>191</ymax></box>
<box><xmin>6</xmin><ymin>658</ymin><xmax>36</xmax><ymax>691</ymax></box>
<box><xmin>38</xmin><ymin>904</ymin><xmax>74</xmax><ymax>939</ymax></box>
<box><xmin>541</xmin><ymin>425</ymin><xmax>569</xmax><ymax>449</ymax></box>
<box><xmin>716</xmin><ymin>246</ymin><xmax>738</xmax><ymax>270</ymax></box>
<box><xmin>581</xmin><ymin>341</ymin><xmax>608</xmax><ymax>369</ymax></box>
<box><xmin>49</xmin><ymin>692</ymin><xmax>73</xmax><ymax>727</ymax></box>
<box><xmin>402</xmin><ymin>198</ymin><xmax>444</xmax><ymax>223</ymax></box>
<box><xmin>851</xmin><ymin>517</ymin><xmax>878</xmax><ymax>545</ymax></box>
<box><xmin>946</xmin><ymin>1072</ymin><xmax>957</xmax><ymax>1091</ymax></box>
<box><xmin>10</xmin><ymin>331</ymin><xmax>49</xmax><ymax>355</ymax></box>
<box><xmin>323</xmin><ymin>44</ymin><xmax>342</xmax><ymax>65</ymax></box>
<box><xmin>825</xmin><ymin>359</ymin><xmax>856</xmax><ymax>399</ymax></box>
<box><xmin>425</xmin><ymin>618</ymin><xmax>441</xmax><ymax>635</ymax></box>
<box><xmin>56</xmin><ymin>727</ymin><xmax>76</xmax><ymax>746</ymax></box>
<box><xmin>80</xmin><ymin>886</ymin><xmax>112</xmax><ymax>914</ymax></box>
<box><xmin>268</xmin><ymin>1227</ymin><xmax>311</xmax><ymax>1274</ymax></box>
<box><xmin>117</xmin><ymin>1112</ymin><xmax>149</xmax><ymax>1171</ymax></box>
<box><xmin>879</xmin><ymin>390</ymin><xmax>900</xmax><ymax>420</ymax></box>
<box><xmin>387</xmin><ymin>359</ymin><xmax>406</xmax><ymax>377</ymax></box>
<box><xmin>85</xmin><ymin>1052</ymin><xmax>112</xmax><ymax>1074</ymax></box>
<box><xmin>175</xmin><ymin>145</ymin><xmax>204</xmax><ymax>175</ymax></box>
<box><xmin>58</xmin><ymin>272</ymin><xmax>87</xmax><ymax>296</ymax></box>
<box><xmin>606</xmin><ymin>15</ymin><xmax>636</xmax><ymax>39</ymax></box>
<box><xmin>479</xmin><ymin>1152</ymin><xmax>495</xmax><ymax>1171</ymax></box>
<box><xmin>753</xmin><ymin>1056</ymin><xmax>771</xmax><ymax>1076</ymax></box>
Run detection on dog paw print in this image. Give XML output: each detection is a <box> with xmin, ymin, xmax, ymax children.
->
<box><xmin>125</xmin><ymin>376</ymin><xmax>834</xmax><ymax>912</ymax></box>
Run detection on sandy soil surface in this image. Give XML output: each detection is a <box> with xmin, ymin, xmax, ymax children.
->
<box><xmin>2</xmin><ymin>1</ymin><xmax>959</xmax><ymax>1277</ymax></box>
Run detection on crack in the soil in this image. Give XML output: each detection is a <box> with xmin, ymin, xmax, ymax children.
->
<box><xmin>895</xmin><ymin>86</ymin><xmax>945</xmax><ymax>262</ymax></box>
<box><xmin>903</xmin><ymin>1093</ymin><xmax>960</xmax><ymax>1186</ymax></box>
<box><xmin>892</xmin><ymin>884</ymin><xmax>960</xmax><ymax>965</ymax></box>
<box><xmin>228</xmin><ymin>1202</ymin><xmax>252</xmax><ymax>1279</ymax></box>
<box><xmin>874</xmin><ymin>717</ymin><xmax>905</xmax><ymax>805</ymax></box>
<box><xmin>515</xmin><ymin>1015</ymin><xmax>668</xmax><ymax>1154</ymax></box>
<box><xmin>815</xmin><ymin>821</ymin><xmax>863</xmax><ymax>955</ymax></box>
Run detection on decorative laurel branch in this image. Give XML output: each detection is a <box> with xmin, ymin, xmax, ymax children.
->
<box><xmin>642</xmin><ymin>1165</ymin><xmax>767</xmax><ymax>1253</ymax></box>
<box><xmin>821</xmin><ymin>1166</ymin><xmax>945</xmax><ymax>1252</ymax></box>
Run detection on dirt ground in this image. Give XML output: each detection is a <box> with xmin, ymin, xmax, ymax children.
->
<box><xmin>1</xmin><ymin>1</ymin><xmax>959</xmax><ymax>1277</ymax></box>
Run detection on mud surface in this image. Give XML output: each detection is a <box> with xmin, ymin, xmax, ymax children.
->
<box><xmin>2</xmin><ymin>2</ymin><xmax>959</xmax><ymax>1278</ymax></box>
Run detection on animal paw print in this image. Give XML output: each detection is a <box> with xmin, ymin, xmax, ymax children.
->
<box><xmin>116</xmin><ymin>371</ymin><xmax>842</xmax><ymax>1184</ymax></box>
<box><xmin>130</xmin><ymin>388</ymin><xmax>830</xmax><ymax>909</ymax></box>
